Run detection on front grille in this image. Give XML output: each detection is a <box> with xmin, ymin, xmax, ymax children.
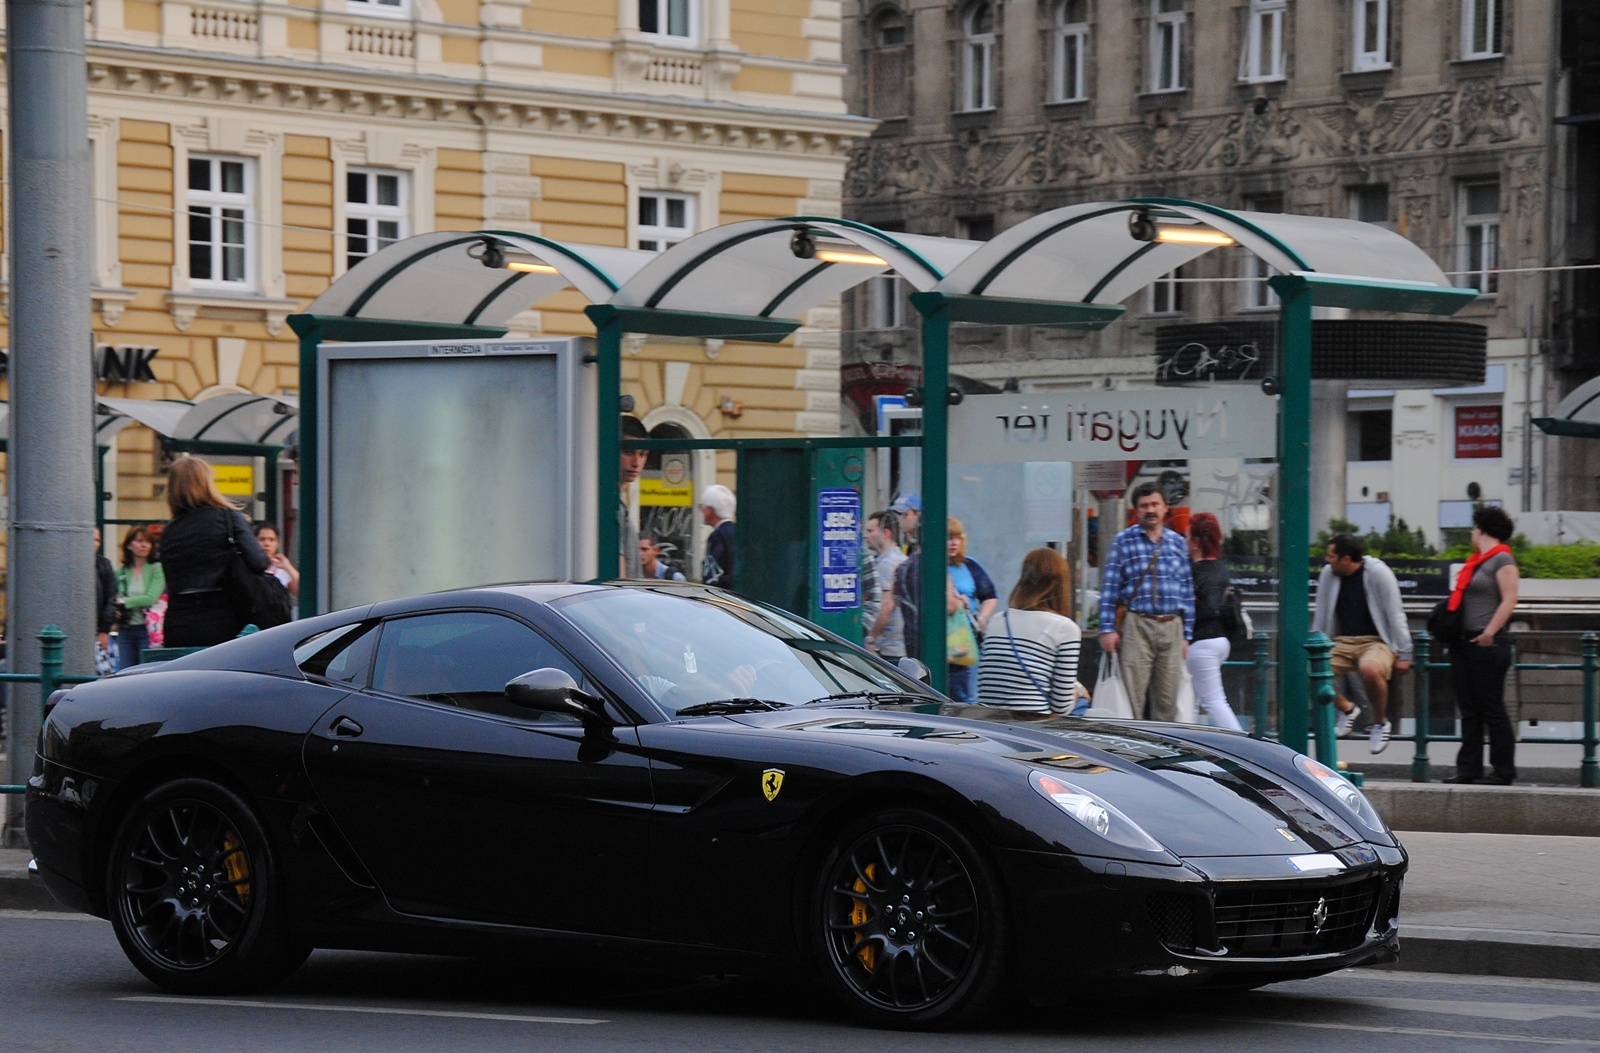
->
<box><xmin>1147</xmin><ymin>893</ymin><xmax>1198</xmax><ymax>951</ymax></box>
<box><xmin>1213</xmin><ymin>877</ymin><xmax>1381</xmax><ymax>957</ymax></box>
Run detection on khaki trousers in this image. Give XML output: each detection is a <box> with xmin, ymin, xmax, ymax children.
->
<box><xmin>1120</xmin><ymin>611</ymin><xmax>1185</xmax><ymax>722</ymax></box>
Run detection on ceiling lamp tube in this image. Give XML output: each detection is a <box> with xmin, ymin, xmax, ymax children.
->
<box><xmin>472</xmin><ymin>237</ymin><xmax>560</xmax><ymax>273</ymax></box>
<box><xmin>814</xmin><ymin>249</ymin><xmax>889</xmax><ymax>266</ymax></box>
<box><xmin>1155</xmin><ymin>226</ymin><xmax>1235</xmax><ymax>246</ymax></box>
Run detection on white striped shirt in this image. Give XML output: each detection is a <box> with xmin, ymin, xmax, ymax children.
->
<box><xmin>977</xmin><ymin>608</ymin><xmax>1082</xmax><ymax>714</ymax></box>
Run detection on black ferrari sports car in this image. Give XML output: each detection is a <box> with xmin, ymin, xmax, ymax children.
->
<box><xmin>27</xmin><ymin>582</ymin><xmax>1405</xmax><ymax>1028</ymax></box>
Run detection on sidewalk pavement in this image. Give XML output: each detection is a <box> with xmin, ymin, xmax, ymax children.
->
<box><xmin>1336</xmin><ymin>739</ymin><xmax>1592</xmax><ymax>786</ymax></box>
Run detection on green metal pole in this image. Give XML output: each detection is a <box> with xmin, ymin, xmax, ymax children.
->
<box><xmin>1411</xmin><ymin>631</ymin><xmax>1433</xmax><ymax>782</ymax></box>
<box><xmin>291</xmin><ymin>317</ymin><xmax>321</xmax><ymax>619</ymax></box>
<box><xmin>595</xmin><ymin>321</ymin><xmax>623</xmax><ymax>583</ymax></box>
<box><xmin>1582</xmin><ymin>631</ymin><xmax>1598</xmax><ymax>788</ymax></box>
<box><xmin>919</xmin><ymin>302</ymin><xmax>950</xmax><ymax>696</ymax></box>
<box><xmin>38</xmin><ymin>624</ymin><xmax>64</xmax><ymax>714</ymax></box>
<box><xmin>1252</xmin><ymin>631</ymin><xmax>1271</xmax><ymax>739</ymax></box>
<box><xmin>1275</xmin><ymin>282</ymin><xmax>1315</xmax><ymax>754</ymax></box>
<box><xmin>1307</xmin><ymin>631</ymin><xmax>1339</xmax><ymax>768</ymax></box>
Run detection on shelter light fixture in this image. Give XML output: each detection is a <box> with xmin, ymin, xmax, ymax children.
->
<box><xmin>788</xmin><ymin>229</ymin><xmax>886</xmax><ymax>266</ymax></box>
<box><xmin>470</xmin><ymin>236</ymin><xmax>560</xmax><ymax>274</ymax></box>
<box><xmin>815</xmin><ymin>249</ymin><xmax>888</xmax><ymax>266</ymax></box>
<box><xmin>1128</xmin><ymin>210</ymin><xmax>1235</xmax><ymax>246</ymax></box>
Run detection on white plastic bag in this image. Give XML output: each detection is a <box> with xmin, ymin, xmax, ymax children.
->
<box><xmin>1093</xmin><ymin>652</ymin><xmax>1135</xmax><ymax>719</ymax></box>
<box><xmin>1175</xmin><ymin>662</ymin><xmax>1198</xmax><ymax>724</ymax></box>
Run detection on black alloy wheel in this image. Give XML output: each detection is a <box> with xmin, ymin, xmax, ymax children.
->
<box><xmin>812</xmin><ymin>808</ymin><xmax>1009</xmax><ymax>1029</ymax></box>
<box><xmin>107</xmin><ymin>778</ymin><xmax>308</xmax><ymax>993</ymax></box>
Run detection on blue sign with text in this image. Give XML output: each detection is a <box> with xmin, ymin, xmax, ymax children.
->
<box><xmin>817</xmin><ymin>488</ymin><xmax>861</xmax><ymax>612</ymax></box>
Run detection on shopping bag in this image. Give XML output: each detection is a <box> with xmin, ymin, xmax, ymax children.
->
<box><xmin>946</xmin><ymin>608</ymin><xmax>979</xmax><ymax>666</ymax></box>
<box><xmin>1175</xmin><ymin>662</ymin><xmax>1198</xmax><ymax>724</ymax></box>
<box><xmin>1093</xmin><ymin>652</ymin><xmax>1135</xmax><ymax>719</ymax></box>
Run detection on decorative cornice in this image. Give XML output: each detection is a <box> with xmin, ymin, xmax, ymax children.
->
<box><xmin>165</xmin><ymin>291</ymin><xmax>300</xmax><ymax>336</ymax></box>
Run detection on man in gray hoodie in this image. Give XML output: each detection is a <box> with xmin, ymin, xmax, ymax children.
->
<box><xmin>1313</xmin><ymin>533</ymin><xmax>1413</xmax><ymax>754</ymax></box>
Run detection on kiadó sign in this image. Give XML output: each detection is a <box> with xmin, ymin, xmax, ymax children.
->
<box><xmin>948</xmin><ymin>388</ymin><xmax>1278</xmax><ymax>463</ymax></box>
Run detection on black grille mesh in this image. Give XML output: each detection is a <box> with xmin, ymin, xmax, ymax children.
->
<box><xmin>1146</xmin><ymin>893</ymin><xmax>1198</xmax><ymax>951</ymax></box>
<box><xmin>1213</xmin><ymin>878</ymin><xmax>1381</xmax><ymax>957</ymax></box>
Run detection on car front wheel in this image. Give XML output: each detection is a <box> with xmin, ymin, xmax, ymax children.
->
<box><xmin>107</xmin><ymin>777</ymin><xmax>308</xmax><ymax>993</ymax></box>
<box><xmin>811</xmin><ymin>807</ymin><xmax>1009</xmax><ymax>1029</ymax></box>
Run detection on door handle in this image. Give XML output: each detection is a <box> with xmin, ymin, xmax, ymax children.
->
<box><xmin>331</xmin><ymin>716</ymin><xmax>364</xmax><ymax>738</ymax></box>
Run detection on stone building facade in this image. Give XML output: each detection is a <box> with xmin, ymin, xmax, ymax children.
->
<box><xmin>0</xmin><ymin>0</ymin><xmax>871</xmax><ymax>600</ymax></box>
<box><xmin>841</xmin><ymin>0</ymin><xmax>1600</xmax><ymax>542</ymax></box>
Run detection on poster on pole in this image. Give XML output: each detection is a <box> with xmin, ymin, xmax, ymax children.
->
<box><xmin>817</xmin><ymin>488</ymin><xmax>862</xmax><ymax>612</ymax></box>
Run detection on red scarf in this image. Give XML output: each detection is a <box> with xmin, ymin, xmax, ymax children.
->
<box><xmin>1446</xmin><ymin>543</ymin><xmax>1510</xmax><ymax>611</ymax></box>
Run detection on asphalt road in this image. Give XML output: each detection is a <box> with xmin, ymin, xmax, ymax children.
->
<box><xmin>6</xmin><ymin>910</ymin><xmax>1600</xmax><ymax>1052</ymax></box>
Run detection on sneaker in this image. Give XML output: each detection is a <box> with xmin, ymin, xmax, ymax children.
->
<box><xmin>1335</xmin><ymin>704</ymin><xmax>1361</xmax><ymax>738</ymax></box>
<box><xmin>1368</xmin><ymin>723</ymin><xmax>1391</xmax><ymax>754</ymax></box>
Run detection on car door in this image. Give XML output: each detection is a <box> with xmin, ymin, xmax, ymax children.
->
<box><xmin>302</xmin><ymin>609</ymin><xmax>654</xmax><ymax>935</ymax></box>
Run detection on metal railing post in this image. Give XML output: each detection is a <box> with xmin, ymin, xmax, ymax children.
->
<box><xmin>1307</xmin><ymin>630</ymin><xmax>1338</xmax><ymax>767</ymax></box>
<box><xmin>38</xmin><ymin>625</ymin><xmax>65</xmax><ymax>715</ymax></box>
<box><xmin>1252</xmin><ymin>632</ymin><xmax>1271</xmax><ymax>740</ymax></box>
<box><xmin>1582</xmin><ymin>632</ymin><xmax>1598</xmax><ymax>789</ymax></box>
<box><xmin>1412</xmin><ymin>630</ymin><xmax>1432</xmax><ymax>782</ymax></box>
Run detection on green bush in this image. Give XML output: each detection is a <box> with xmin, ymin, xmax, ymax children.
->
<box><xmin>1313</xmin><ymin>516</ymin><xmax>1436</xmax><ymax>558</ymax></box>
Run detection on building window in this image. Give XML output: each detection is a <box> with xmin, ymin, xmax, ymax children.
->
<box><xmin>961</xmin><ymin>2</ymin><xmax>996</xmax><ymax>111</ymax></box>
<box><xmin>958</xmin><ymin>214</ymin><xmax>995</xmax><ymax>241</ymax></box>
<box><xmin>188</xmin><ymin>155</ymin><xmax>252</xmax><ymax>289</ymax></box>
<box><xmin>1458</xmin><ymin>181</ymin><xmax>1500</xmax><ymax>295</ymax></box>
<box><xmin>867</xmin><ymin>275</ymin><xmax>906</xmax><ymax>329</ymax></box>
<box><xmin>1240</xmin><ymin>194</ymin><xmax>1281</xmax><ymax>310</ymax></box>
<box><xmin>1240</xmin><ymin>0</ymin><xmax>1285</xmax><ymax>83</ymax></box>
<box><xmin>1461</xmin><ymin>0</ymin><xmax>1502</xmax><ymax>58</ymax></box>
<box><xmin>640</xmin><ymin>0</ymin><xmax>693</xmax><ymax>39</ymax></box>
<box><xmin>1151</xmin><ymin>0</ymin><xmax>1185</xmax><ymax>92</ymax></box>
<box><xmin>869</xmin><ymin>7</ymin><xmax>911</xmax><ymax>119</ymax></box>
<box><xmin>637</xmin><ymin>192</ymin><xmax>694</xmax><ymax>252</ymax></box>
<box><xmin>1349</xmin><ymin>184</ymin><xmax>1389</xmax><ymax>224</ymax></box>
<box><xmin>347</xmin><ymin>0</ymin><xmax>408</xmax><ymax>16</ymax></box>
<box><xmin>1352</xmin><ymin>0</ymin><xmax>1389</xmax><ymax>69</ymax></box>
<box><xmin>1148</xmin><ymin>266</ymin><xmax>1185</xmax><ymax>315</ymax></box>
<box><xmin>346</xmin><ymin>169</ymin><xmax>407</xmax><ymax>270</ymax></box>
<box><xmin>1348</xmin><ymin>408</ymin><xmax>1393</xmax><ymax>462</ymax></box>
<box><xmin>1052</xmin><ymin>0</ymin><xmax>1089</xmax><ymax>102</ymax></box>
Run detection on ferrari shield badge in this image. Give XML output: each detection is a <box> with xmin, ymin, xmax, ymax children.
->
<box><xmin>761</xmin><ymin>768</ymin><xmax>785</xmax><ymax>801</ymax></box>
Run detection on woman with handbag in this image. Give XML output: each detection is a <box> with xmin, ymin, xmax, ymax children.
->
<box><xmin>977</xmin><ymin>548</ymin><xmax>1084</xmax><ymax>715</ymax></box>
<box><xmin>114</xmin><ymin>526</ymin><xmax>165</xmax><ymax>669</ymax></box>
<box><xmin>945</xmin><ymin>517</ymin><xmax>997</xmax><ymax>703</ymax></box>
<box><xmin>1442</xmin><ymin>506</ymin><xmax>1521</xmax><ymax>785</ymax></box>
<box><xmin>158</xmin><ymin>456</ymin><xmax>270</xmax><ymax>647</ymax></box>
<box><xmin>1185</xmin><ymin>513</ymin><xmax>1244</xmax><ymax>732</ymax></box>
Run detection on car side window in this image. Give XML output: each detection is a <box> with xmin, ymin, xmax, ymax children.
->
<box><xmin>295</xmin><ymin>622</ymin><xmax>379</xmax><ymax>687</ymax></box>
<box><xmin>369</xmin><ymin>611</ymin><xmax>585</xmax><ymax>723</ymax></box>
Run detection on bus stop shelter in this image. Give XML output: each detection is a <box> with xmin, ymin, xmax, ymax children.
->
<box><xmin>294</xmin><ymin>199</ymin><xmax>1475</xmax><ymax>754</ymax></box>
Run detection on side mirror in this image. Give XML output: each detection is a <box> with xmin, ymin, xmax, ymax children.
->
<box><xmin>897</xmin><ymin>656</ymin><xmax>931</xmax><ymax>684</ymax></box>
<box><xmin>505</xmin><ymin>668</ymin><xmax>613</xmax><ymax>726</ymax></box>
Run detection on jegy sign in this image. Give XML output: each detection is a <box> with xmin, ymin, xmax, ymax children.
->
<box><xmin>948</xmin><ymin>389</ymin><xmax>1279</xmax><ymax>463</ymax></box>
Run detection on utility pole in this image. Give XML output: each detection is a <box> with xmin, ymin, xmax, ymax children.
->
<box><xmin>3</xmin><ymin>0</ymin><xmax>97</xmax><ymax>847</ymax></box>
<box><xmin>1523</xmin><ymin>303</ymin><xmax>1534</xmax><ymax>513</ymax></box>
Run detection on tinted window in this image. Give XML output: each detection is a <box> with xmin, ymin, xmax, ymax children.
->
<box><xmin>370</xmin><ymin>612</ymin><xmax>583</xmax><ymax>721</ymax></box>
<box><xmin>296</xmin><ymin>622</ymin><xmax>379</xmax><ymax>686</ymax></box>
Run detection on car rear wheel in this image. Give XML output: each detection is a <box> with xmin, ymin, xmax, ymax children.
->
<box><xmin>107</xmin><ymin>778</ymin><xmax>308</xmax><ymax>993</ymax></box>
<box><xmin>811</xmin><ymin>808</ymin><xmax>1009</xmax><ymax>1029</ymax></box>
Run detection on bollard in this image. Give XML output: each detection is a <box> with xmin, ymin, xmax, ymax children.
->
<box><xmin>1412</xmin><ymin>631</ymin><xmax>1432</xmax><ymax>783</ymax></box>
<box><xmin>38</xmin><ymin>625</ymin><xmax>65</xmax><ymax>716</ymax></box>
<box><xmin>1583</xmin><ymin>632</ymin><xmax>1598</xmax><ymax>789</ymax></box>
<box><xmin>1306</xmin><ymin>631</ymin><xmax>1339</xmax><ymax>768</ymax></box>
<box><xmin>1252</xmin><ymin>632</ymin><xmax>1271</xmax><ymax>740</ymax></box>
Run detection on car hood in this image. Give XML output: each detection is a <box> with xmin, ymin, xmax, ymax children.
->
<box><xmin>727</xmin><ymin>703</ymin><xmax>1374</xmax><ymax>857</ymax></box>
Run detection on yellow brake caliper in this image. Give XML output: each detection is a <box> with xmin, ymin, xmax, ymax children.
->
<box><xmin>851</xmin><ymin>863</ymin><xmax>876</xmax><ymax>972</ymax></box>
<box><xmin>221</xmin><ymin>832</ymin><xmax>251</xmax><ymax>906</ymax></box>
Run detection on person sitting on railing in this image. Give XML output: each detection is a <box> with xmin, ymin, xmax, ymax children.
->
<box><xmin>1313</xmin><ymin>532</ymin><xmax>1413</xmax><ymax>754</ymax></box>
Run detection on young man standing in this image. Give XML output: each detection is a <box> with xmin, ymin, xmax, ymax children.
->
<box><xmin>863</xmin><ymin>511</ymin><xmax>908</xmax><ymax>658</ymax></box>
<box><xmin>640</xmin><ymin>536</ymin><xmax>686</xmax><ymax>581</ymax></box>
<box><xmin>699</xmin><ymin>484</ymin><xmax>737</xmax><ymax>589</ymax></box>
<box><xmin>618</xmin><ymin>415</ymin><xmax>648</xmax><ymax>579</ymax></box>
<box><xmin>1098</xmin><ymin>483</ymin><xmax>1194</xmax><ymax>721</ymax></box>
<box><xmin>1313</xmin><ymin>533</ymin><xmax>1412</xmax><ymax>753</ymax></box>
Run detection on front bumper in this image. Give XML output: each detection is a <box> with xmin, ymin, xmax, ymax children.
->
<box><xmin>999</xmin><ymin>843</ymin><xmax>1405</xmax><ymax>1003</ymax></box>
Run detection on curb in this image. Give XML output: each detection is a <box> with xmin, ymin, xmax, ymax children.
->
<box><xmin>1363</xmin><ymin>783</ymin><xmax>1600</xmax><ymax>837</ymax></box>
<box><xmin>1382</xmin><ymin>926</ymin><xmax>1600</xmax><ymax>984</ymax></box>
<box><xmin>0</xmin><ymin>867</ymin><xmax>73</xmax><ymax>913</ymax></box>
<box><xmin>1349</xmin><ymin>764</ymin><xmax>1581</xmax><ymax>787</ymax></box>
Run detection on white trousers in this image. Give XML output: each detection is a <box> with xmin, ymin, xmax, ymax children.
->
<box><xmin>1185</xmin><ymin>636</ymin><xmax>1243</xmax><ymax>732</ymax></box>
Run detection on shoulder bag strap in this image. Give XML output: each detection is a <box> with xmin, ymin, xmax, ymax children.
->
<box><xmin>1127</xmin><ymin>537</ymin><xmax>1162</xmax><ymax>607</ymax></box>
<box><xmin>1003</xmin><ymin>611</ymin><xmax>1054</xmax><ymax>702</ymax></box>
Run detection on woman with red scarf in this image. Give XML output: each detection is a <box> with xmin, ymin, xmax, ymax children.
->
<box><xmin>1443</xmin><ymin>506</ymin><xmax>1521</xmax><ymax>785</ymax></box>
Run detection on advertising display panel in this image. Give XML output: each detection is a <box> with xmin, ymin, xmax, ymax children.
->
<box><xmin>1455</xmin><ymin>404</ymin><xmax>1502</xmax><ymax>458</ymax></box>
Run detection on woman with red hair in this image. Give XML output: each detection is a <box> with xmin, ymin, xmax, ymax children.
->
<box><xmin>1186</xmin><ymin>513</ymin><xmax>1243</xmax><ymax>731</ymax></box>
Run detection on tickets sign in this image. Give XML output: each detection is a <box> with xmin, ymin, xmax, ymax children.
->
<box><xmin>817</xmin><ymin>488</ymin><xmax>861</xmax><ymax>612</ymax></box>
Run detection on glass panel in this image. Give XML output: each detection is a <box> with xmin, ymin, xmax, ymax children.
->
<box><xmin>1159</xmin><ymin>0</ymin><xmax>1183</xmax><ymax>12</ymax></box>
<box><xmin>347</xmin><ymin>171</ymin><xmax>368</xmax><ymax>204</ymax></box>
<box><xmin>376</xmin><ymin>174</ymin><xmax>400</xmax><ymax>206</ymax></box>
<box><xmin>1466</xmin><ymin>182</ymin><xmax>1500</xmax><ymax>216</ymax></box>
<box><xmin>188</xmin><ymin>208</ymin><xmax>213</xmax><ymax>281</ymax></box>
<box><xmin>371</xmin><ymin>612</ymin><xmax>582</xmax><ymax>720</ymax></box>
<box><xmin>639</xmin><ymin>238</ymin><xmax>659</xmax><ymax>251</ymax></box>
<box><xmin>1159</xmin><ymin>24</ymin><xmax>1177</xmax><ymax>88</ymax></box>
<box><xmin>969</xmin><ymin>2</ymin><xmax>993</xmax><ymax>35</ymax></box>
<box><xmin>638</xmin><ymin>195</ymin><xmax>657</xmax><ymax>227</ymax></box>
<box><xmin>189</xmin><ymin>158</ymin><xmax>210</xmax><ymax>192</ymax></box>
<box><xmin>1471</xmin><ymin>0</ymin><xmax>1489</xmax><ymax>53</ymax></box>
<box><xmin>1063</xmin><ymin>33</ymin><xmax>1082</xmax><ymax>98</ymax></box>
<box><xmin>220</xmin><ymin>161</ymin><xmax>245</xmax><ymax>195</ymax></box>
<box><xmin>665</xmin><ymin>197</ymin><xmax>686</xmax><ymax>228</ymax></box>
<box><xmin>639</xmin><ymin>0</ymin><xmax>658</xmax><ymax>35</ymax></box>
<box><xmin>1363</xmin><ymin>0</ymin><xmax>1381</xmax><ymax>54</ymax></box>
<box><xmin>877</xmin><ymin>11</ymin><xmax>905</xmax><ymax>46</ymax></box>
<box><xmin>667</xmin><ymin>0</ymin><xmax>688</xmax><ymax>36</ymax></box>
<box><xmin>348</xmin><ymin>217</ymin><xmax>369</xmax><ymax>242</ymax></box>
<box><xmin>1063</xmin><ymin>0</ymin><xmax>1087</xmax><ymax>22</ymax></box>
<box><xmin>378</xmin><ymin>220</ymin><xmax>399</xmax><ymax>245</ymax></box>
<box><xmin>297</xmin><ymin>622</ymin><xmax>379</xmax><ymax>684</ymax></box>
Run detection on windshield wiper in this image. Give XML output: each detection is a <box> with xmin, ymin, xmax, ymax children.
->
<box><xmin>675</xmin><ymin>698</ymin><xmax>788</xmax><ymax>717</ymax></box>
<box><xmin>804</xmin><ymin>691</ymin><xmax>927</xmax><ymax>706</ymax></box>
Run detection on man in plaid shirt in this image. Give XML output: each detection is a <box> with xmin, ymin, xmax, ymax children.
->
<box><xmin>1098</xmin><ymin>482</ymin><xmax>1195</xmax><ymax>721</ymax></box>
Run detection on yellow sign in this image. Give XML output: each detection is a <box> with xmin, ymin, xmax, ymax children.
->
<box><xmin>212</xmin><ymin>464</ymin><xmax>255</xmax><ymax>497</ymax></box>
<box><xmin>761</xmin><ymin>768</ymin><xmax>785</xmax><ymax>802</ymax></box>
<box><xmin>640</xmin><ymin>477</ymin><xmax>693</xmax><ymax>507</ymax></box>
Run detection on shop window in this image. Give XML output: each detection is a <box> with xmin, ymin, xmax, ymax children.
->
<box><xmin>869</xmin><ymin>8</ymin><xmax>911</xmax><ymax>118</ymax></box>
<box><xmin>1347</xmin><ymin>408</ymin><xmax>1393</xmax><ymax>462</ymax></box>
<box><xmin>1240</xmin><ymin>0</ymin><xmax>1285</xmax><ymax>83</ymax></box>
<box><xmin>961</xmin><ymin>2</ymin><xmax>996</xmax><ymax>111</ymax></box>
<box><xmin>1052</xmin><ymin>0</ymin><xmax>1089</xmax><ymax>102</ymax></box>
<box><xmin>1352</xmin><ymin>0</ymin><xmax>1389</xmax><ymax>70</ymax></box>
<box><xmin>1148</xmin><ymin>266</ymin><xmax>1185</xmax><ymax>315</ymax></box>
<box><xmin>1349</xmin><ymin>184</ymin><xmax>1389</xmax><ymax>225</ymax></box>
<box><xmin>638</xmin><ymin>192</ymin><xmax>694</xmax><ymax>252</ymax></box>
<box><xmin>1461</xmin><ymin>0</ymin><xmax>1502</xmax><ymax>58</ymax></box>
<box><xmin>188</xmin><ymin>155</ymin><xmax>253</xmax><ymax>290</ymax></box>
<box><xmin>1457</xmin><ymin>181</ymin><xmax>1500</xmax><ymax>295</ymax></box>
<box><xmin>641</xmin><ymin>0</ymin><xmax>694</xmax><ymax>41</ymax></box>
<box><xmin>346</xmin><ymin>169</ymin><xmax>408</xmax><ymax>270</ymax></box>
<box><xmin>1150</xmin><ymin>0</ymin><xmax>1185</xmax><ymax>91</ymax></box>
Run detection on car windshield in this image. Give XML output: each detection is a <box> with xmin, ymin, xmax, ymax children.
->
<box><xmin>553</xmin><ymin>588</ymin><xmax>938</xmax><ymax>716</ymax></box>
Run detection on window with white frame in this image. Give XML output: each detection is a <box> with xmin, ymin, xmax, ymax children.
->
<box><xmin>1461</xmin><ymin>0</ymin><xmax>1502</xmax><ymax>58</ymax></box>
<box><xmin>1241</xmin><ymin>0</ymin><xmax>1285</xmax><ymax>82</ymax></box>
<box><xmin>1352</xmin><ymin>0</ymin><xmax>1389</xmax><ymax>70</ymax></box>
<box><xmin>867</xmin><ymin>274</ymin><xmax>906</xmax><ymax>329</ymax></box>
<box><xmin>346</xmin><ymin>169</ymin><xmax>408</xmax><ymax>270</ymax></box>
<box><xmin>347</xmin><ymin>0</ymin><xmax>407</xmax><ymax>16</ymax></box>
<box><xmin>1148</xmin><ymin>266</ymin><xmax>1185</xmax><ymax>315</ymax></box>
<box><xmin>1052</xmin><ymin>0</ymin><xmax>1089</xmax><ymax>102</ymax></box>
<box><xmin>188</xmin><ymin>155</ymin><xmax>253</xmax><ymax>289</ymax></box>
<box><xmin>961</xmin><ymin>2</ymin><xmax>996</xmax><ymax>111</ymax></box>
<box><xmin>1458</xmin><ymin>181</ymin><xmax>1501</xmax><ymax>295</ymax></box>
<box><xmin>640</xmin><ymin>0</ymin><xmax>693</xmax><ymax>41</ymax></box>
<box><xmin>1151</xmin><ymin>0</ymin><xmax>1185</xmax><ymax>92</ymax></box>
<box><xmin>1240</xmin><ymin>195</ymin><xmax>1281</xmax><ymax>310</ymax></box>
<box><xmin>637</xmin><ymin>192</ymin><xmax>694</xmax><ymax>252</ymax></box>
<box><xmin>1349</xmin><ymin>183</ymin><xmax>1389</xmax><ymax>225</ymax></box>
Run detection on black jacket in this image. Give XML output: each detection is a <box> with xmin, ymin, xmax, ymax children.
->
<box><xmin>1191</xmin><ymin>558</ymin><xmax>1234</xmax><ymax>642</ymax></box>
<box><xmin>95</xmin><ymin>555</ymin><xmax>118</xmax><ymax>633</ymax></box>
<box><xmin>159</xmin><ymin>506</ymin><xmax>268</xmax><ymax>594</ymax></box>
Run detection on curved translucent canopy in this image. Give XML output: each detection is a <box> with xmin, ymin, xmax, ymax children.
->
<box><xmin>0</xmin><ymin>400</ymin><xmax>134</xmax><ymax>448</ymax></box>
<box><xmin>1535</xmin><ymin>374</ymin><xmax>1600</xmax><ymax>438</ymax></box>
<box><xmin>97</xmin><ymin>393</ymin><xmax>299</xmax><ymax>446</ymax></box>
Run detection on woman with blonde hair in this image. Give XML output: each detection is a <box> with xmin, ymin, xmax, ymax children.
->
<box><xmin>158</xmin><ymin>456</ymin><xmax>269</xmax><ymax>646</ymax></box>
<box><xmin>977</xmin><ymin>548</ymin><xmax>1084</xmax><ymax>714</ymax></box>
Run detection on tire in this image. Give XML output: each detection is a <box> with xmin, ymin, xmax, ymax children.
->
<box><xmin>106</xmin><ymin>777</ymin><xmax>309</xmax><ymax>994</ymax></box>
<box><xmin>810</xmin><ymin>807</ymin><xmax>1010</xmax><ymax>1030</ymax></box>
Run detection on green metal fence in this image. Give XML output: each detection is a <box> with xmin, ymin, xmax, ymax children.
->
<box><xmin>0</xmin><ymin>626</ymin><xmax>99</xmax><ymax>795</ymax></box>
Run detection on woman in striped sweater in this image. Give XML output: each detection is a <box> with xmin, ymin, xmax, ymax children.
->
<box><xmin>977</xmin><ymin>548</ymin><xmax>1085</xmax><ymax>715</ymax></box>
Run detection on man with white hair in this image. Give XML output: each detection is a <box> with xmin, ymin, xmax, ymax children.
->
<box><xmin>700</xmin><ymin>484</ymin><xmax>737</xmax><ymax>589</ymax></box>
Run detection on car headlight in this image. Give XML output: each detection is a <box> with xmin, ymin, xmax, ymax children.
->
<box><xmin>1294</xmin><ymin>755</ymin><xmax>1387</xmax><ymax>834</ymax></box>
<box><xmin>1029</xmin><ymin>770</ymin><xmax>1167</xmax><ymax>855</ymax></box>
